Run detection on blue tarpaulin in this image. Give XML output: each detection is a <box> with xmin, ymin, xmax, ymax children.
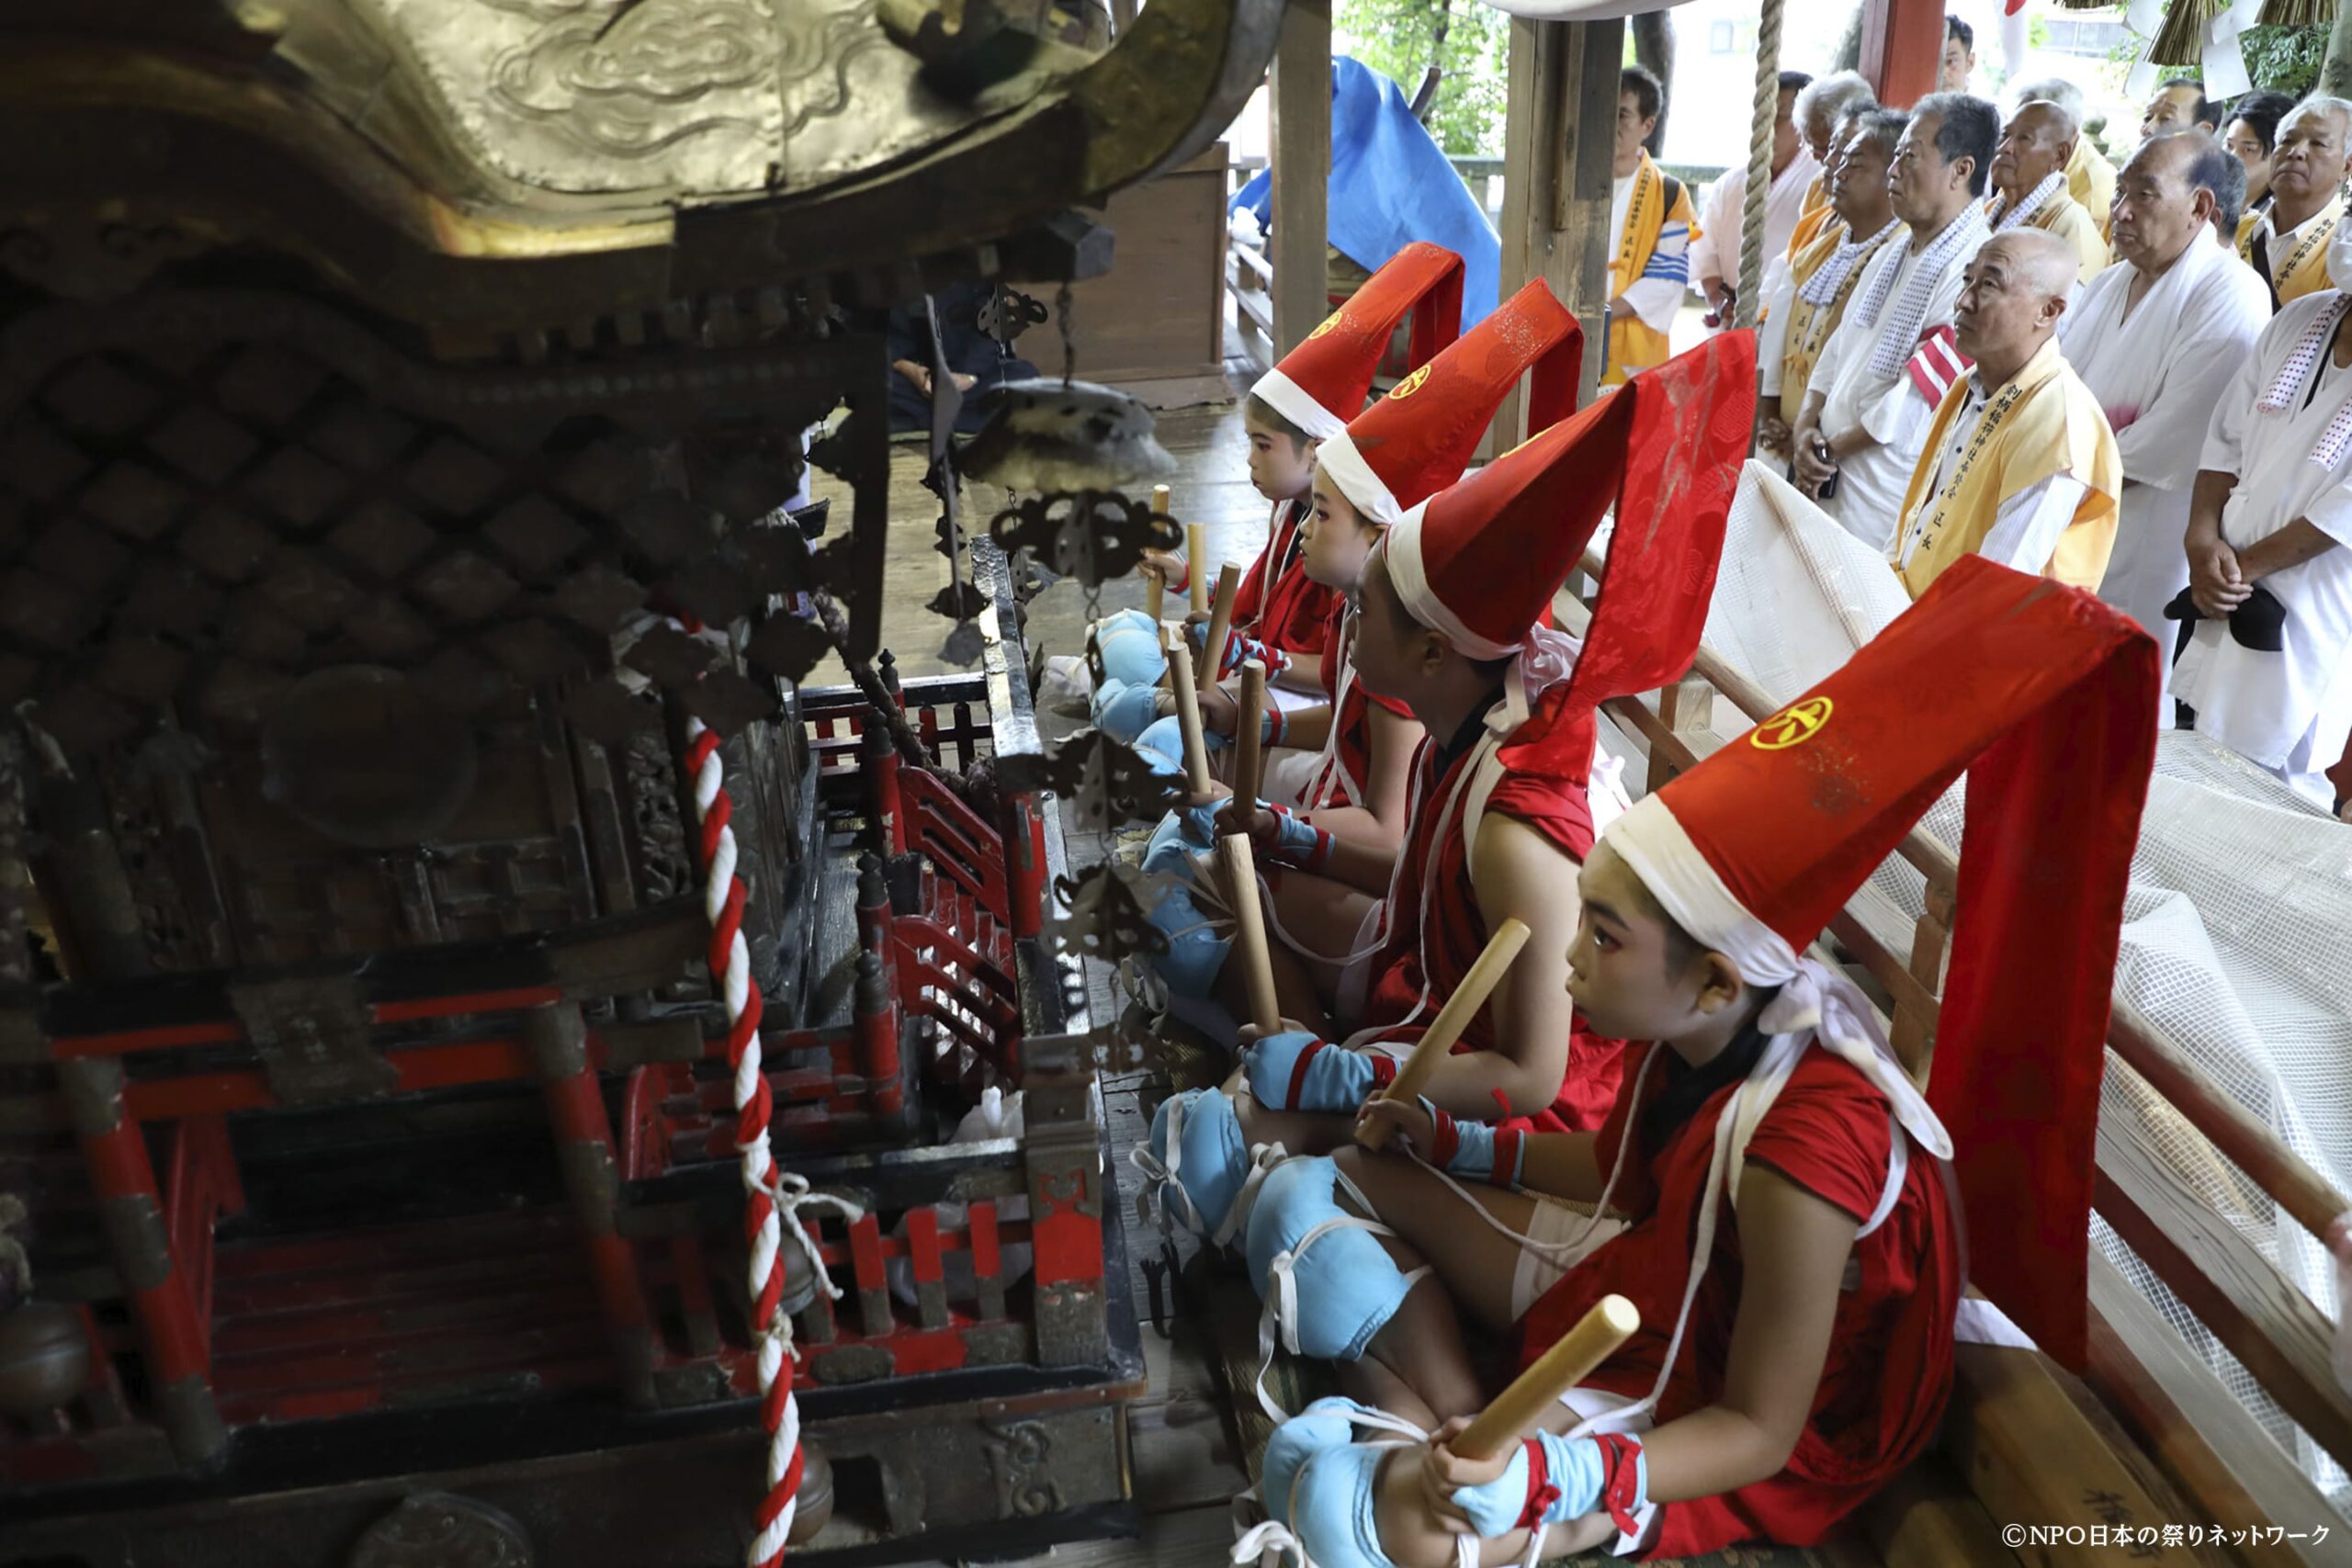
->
<box><xmin>1233</xmin><ymin>57</ymin><xmax>1502</xmax><ymax>328</ymax></box>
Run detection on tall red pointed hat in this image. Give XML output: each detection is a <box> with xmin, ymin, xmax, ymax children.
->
<box><xmin>1250</xmin><ymin>243</ymin><xmax>1465</xmax><ymax>442</ymax></box>
<box><xmin>1603</xmin><ymin>557</ymin><xmax>2161</xmax><ymax>1371</ymax></box>
<box><xmin>1382</xmin><ymin>332</ymin><xmax>1755</xmax><ymax>749</ymax></box>
<box><xmin>1317</xmin><ymin>277</ymin><xmax>1583</xmax><ymax>526</ymax></box>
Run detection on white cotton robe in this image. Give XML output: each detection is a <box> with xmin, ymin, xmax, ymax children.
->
<box><xmin>1690</xmin><ymin>148</ymin><xmax>1822</xmax><ymax>305</ymax></box>
<box><xmin>2061</xmin><ymin>234</ymin><xmax>2274</xmax><ymax>702</ymax></box>
<box><xmin>2176</xmin><ymin>290</ymin><xmax>2352</xmax><ymax>804</ymax></box>
<box><xmin>1808</xmin><ymin>237</ymin><xmax>1970</xmax><ymax>552</ymax></box>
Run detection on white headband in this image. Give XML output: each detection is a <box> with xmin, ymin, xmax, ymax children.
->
<box><xmin>1316</xmin><ymin>430</ymin><xmax>1405</xmax><ymax>527</ymax></box>
<box><xmin>1384</xmin><ymin>505</ymin><xmax>1584</xmax><ymax>737</ymax></box>
<box><xmin>1249</xmin><ymin>367</ymin><xmax>1350</xmax><ymax>444</ymax></box>
<box><xmin>1601</xmin><ymin>793</ymin><xmax>1801</xmax><ymax>987</ymax></box>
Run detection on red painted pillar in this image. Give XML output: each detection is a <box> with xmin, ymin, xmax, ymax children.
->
<box><xmin>527</xmin><ymin>1003</ymin><xmax>658</xmax><ymax>1407</ymax></box>
<box><xmin>855</xmin><ymin>951</ymin><xmax>905</xmax><ymax>1120</ymax></box>
<box><xmin>57</xmin><ymin>1055</ymin><xmax>225</xmax><ymax>1464</ymax></box>
<box><xmin>1859</xmin><ymin>0</ymin><xmax>1944</xmax><ymax>108</ymax></box>
<box><xmin>1001</xmin><ymin>793</ymin><xmax>1047</xmax><ymax>940</ymax></box>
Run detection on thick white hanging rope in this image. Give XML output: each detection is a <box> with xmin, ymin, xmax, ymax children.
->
<box><xmin>1735</xmin><ymin>0</ymin><xmax>1787</xmax><ymax>332</ymax></box>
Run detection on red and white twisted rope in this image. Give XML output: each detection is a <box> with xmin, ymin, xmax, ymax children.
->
<box><xmin>683</xmin><ymin>693</ymin><xmax>857</xmax><ymax>1567</ymax></box>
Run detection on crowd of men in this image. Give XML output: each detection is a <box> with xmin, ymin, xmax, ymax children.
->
<box><xmin>1608</xmin><ymin>49</ymin><xmax>2352</xmax><ymax>814</ymax></box>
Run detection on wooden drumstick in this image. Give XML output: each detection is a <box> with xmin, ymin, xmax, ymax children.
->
<box><xmin>1196</xmin><ymin>561</ymin><xmax>1241</xmax><ymax>685</ymax></box>
<box><xmin>1368</xmin><ymin>1295</ymin><xmax>1638</xmax><ymax>1564</ymax></box>
<box><xmin>1233</xmin><ymin>660</ymin><xmax>1268</xmax><ymax>812</ymax></box>
<box><xmin>1147</xmin><ymin>484</ymin><xmax>1171</xmax><ymax>622</ymax></box>
<box><xmin>1161</xmin><ymin>625</ymin><xmax>1214</xmax><ymax>797</ymax></box>
<box><xmin>1355</xmin><ymin>917</ymin><xmax>1532</xmax><ymax>1151</ymax></box>
<box><xmin>1453</xmin><ymin>1295</ymin><xmax>1641</xmax><ymax>1460</ymax></box>
<box><xmin>1187</xmin><ymin>522</ymin><xmax>1210</xmax><ymax>615</ymax></box>
<box><xmin>1218</xmin><ymin>835</ymin><xmax>1283</xmax><ymax>1036</ymax></box>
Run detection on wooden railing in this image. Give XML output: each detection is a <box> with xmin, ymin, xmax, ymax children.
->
<box><xmin>1563</xmin><ymin>552</ymin><xmax>2352</xmax><ymax>1562</ymax></box>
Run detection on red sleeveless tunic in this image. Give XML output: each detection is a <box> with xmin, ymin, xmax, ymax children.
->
<box><xmin>1351</xmin><ymin>685</ymin><xmax>1622</xmax><ymax>1131</ymax></box>
<box><xmin>1518</xmin><ymin>1043</ymin><xmax>1961</xmax><ymax>1559</ymax></box>
<box><xmin>1230</xmin><ymin>498</ymin><xmax>1340</xmax><ymax>657</ymax></box>
<box><xmin>1299</xmin><ymin>602</ymin><xmax>1413</xmax><ymax>811</ymax></box>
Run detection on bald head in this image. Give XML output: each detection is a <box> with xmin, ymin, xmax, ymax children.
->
<box><xmin>1991</xmin><ymin>99</ymin><xmax>2081</xmax><ymax>202</ymax></box>
<box><xmin>1953</xmin><ymin>231</ymin><xmax>2073</xmax><ymax>384</ymax></box>
<box><xmin>1998</xmin><ymin>229</ymin><xmax>2081</xmax><ymax>296</ymax></box>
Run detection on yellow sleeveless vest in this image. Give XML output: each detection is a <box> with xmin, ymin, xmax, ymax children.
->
<box><xmin>1893</xmin><ymin>341</ymin><xmax>2121</xmax><ymax>599</ymax></box>
<box><xmin>1778</xmin><ymin>218</ymin><xmax>1902</xmax><ymax>427</ymax></box>
<box><xmin>2245</xmin><ymin>196</ymin><xmax>2346</xmax><ymax>305</ymax></box>
<box><xmin>1786</xmin><ymin>175</ymin><xmax>1833</xmax><ymax>259</ymax></box>
<box><xmin>1604</xmin><ymin>155</ymin><xmax>1695</xmax><ymax>388</ymax></box>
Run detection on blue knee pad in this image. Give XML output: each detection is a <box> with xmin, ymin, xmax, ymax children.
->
<box><xmin>1093</xmin><ymin>677</ymin><xmax>1162</xmax><ymax>743</ymax></box>
<box><xmin>1259</xmin><ymin>1398</ymin><xmax>1406</xmax><ymax>1568</ymax></box>
<box><xmin>1134</xmin><ymin>1088</ymin><xmax>1253</xmax><ymax>1243</ymax></box>
<box><xmin>1092</xmin><ymin>608</ymin><xmax>1167</xmax><ymax>686</ymax></box>
<box><xmin>1246</xmin><ymin>1157</ymin><xmax>1424</xmax><ymax>1364</ymax></box>
<box><xmin>1139</xmin><ymin>807</ymin><xmax>1229</xmax><ymax>998</ymax></box>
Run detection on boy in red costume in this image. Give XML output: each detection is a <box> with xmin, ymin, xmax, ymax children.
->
<box><xmin>1227</xmin><ymin>333</ymin><xmax>1755</xmax><ymax>1144</ymax></box>
<box><xmin>1135</xmin><ymin>285</ymin><xmax>1588</xmax><ymax>1046</ymax></box>
<box><xmin>1096</xmin><ymin>245</ymin><xmax>1464</xmax><ymax>774</ymax></box>
<box><xmin>1182</xmin><ymin>242</ymin><xmax>1463</xmax><ymax>685</ymax></box>
<box><xmin>1204</xmin><ymin>278</ymin><xmax>1589</xmax><ymax>868</ymax></box>
<box><xmin>1263</xmin><ymin>557</ymin><xmax>2158</xmax><ymax>1562</ymax></box>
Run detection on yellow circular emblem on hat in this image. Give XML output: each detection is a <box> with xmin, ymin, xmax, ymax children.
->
<box><xmin>1387</xmin><ymin>365</ymin><xmax>1433</xmax><ymax>400</ymax></box>
<box><xmin>1751</xmin><ymin>696</ymin><xmax>1832</xmax><ymax>750</ymax></box>
<box><xmin>1309</xmin><ymin>311</ymin><xmax>1345</xmax><ymax>340</ymax></box>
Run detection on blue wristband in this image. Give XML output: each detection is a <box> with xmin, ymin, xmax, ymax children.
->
<box><xmin>1448</xmin><ymin>1432</ymin><xmax>1618</xmax><ymax>1537</ymax></box>
<box><xmin>1266</xmin><ymin>804</ymin><xmax>1332</xmax><ymax>872</ymax></box>
<box><xmin>1245</xmin><ymin>1032</ymin><xmax>1394</xmax><ymax>1112</ymax></box>
<box><xmin>1423</xmin><ymin>1098</ymin><xmax>1528</xmax><ymax>1189</ymax></box>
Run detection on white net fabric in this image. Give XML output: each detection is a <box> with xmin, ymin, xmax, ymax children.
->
<box><xmin>1692</xmin><ymin>461</ymin><xmax>2352</xmax><ymax>1511</ymax></box>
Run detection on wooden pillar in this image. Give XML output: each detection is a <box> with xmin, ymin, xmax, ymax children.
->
<box><xmin>1270</xmin><ymin>0</ymin><xmax>1332</xmax><ymax>357</ymax></box>
<box><xmin>1487</xmin><ymin>16</ymin><xmax>1622</xmax><ymax>453</ymax></box>
<box><xmin>1858</xmin><ymin>0</ymin><xmax>1942</xmax><ymax>109</ymax></box>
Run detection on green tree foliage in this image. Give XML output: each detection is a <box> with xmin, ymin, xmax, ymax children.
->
<box><xmin>2240</xmin><ymin>23</ymin><xmax>2327</xmax><ymax>96</ymax></box>
<box><xmin>2109</xmin><ymin>23</ymin><xmax>2324</xmax><ymax>98</ymax></box>
<box><xmin>1335</xmin><ymin>0</ymin><xmax>1512</xmax><ymax>156</ymax></box>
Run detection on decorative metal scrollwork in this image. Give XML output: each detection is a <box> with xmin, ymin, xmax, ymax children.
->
<box><xmin>1046</xmin><ymin>862</ymin><xmax>1165</xmax><ymax>965</ymax></box>
<box><xmin>988</xmin><ymin>490</ymin><xmax>1181</xmax><ymax>586</ymax></box>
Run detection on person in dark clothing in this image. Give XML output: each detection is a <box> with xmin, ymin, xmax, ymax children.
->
<box><xmin>881</xmin><ymin>280</ymin><xmax>1040</xmax><ymax>435</ymax></box>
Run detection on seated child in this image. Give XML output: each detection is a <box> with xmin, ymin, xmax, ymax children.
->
<box><xmin>1087</xmin><ymin>243</ymin><xmax>1464</xmax><ymax>749</ymax></box>
<box><xmin>1131</xmin><ymin>280</ymin><xmax>1585</xmax><ymax>1043</ymax></box>
<box><xmin>1231</xmin><ymin>333</ymin><xmax>1756</xmax><ymax>1145</ymax></box>
<box><xmin>1247</xmin><ymin>554</ymin><xmax>2161</xmax><ymax>1563</ymax></box>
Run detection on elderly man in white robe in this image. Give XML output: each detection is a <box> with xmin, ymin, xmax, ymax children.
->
<box><xmin>2064</xmin><ymin>131</ymin><xmax>2272</xmax><ymax>706</ymax></box>
<box><xmin>1793</xmin><ymin>93</ymin><xmax>1998</xmax><ymax>552</ymax></box>
<box><xmin>1691</xmin><ymin>70</ymin><xmax>1823</xmax><ymax>325</ymax></box>
<box><xmin>2177</xmin><ymin>286</ymin><xmax>2352</xmax><ymax>808</ymax></box>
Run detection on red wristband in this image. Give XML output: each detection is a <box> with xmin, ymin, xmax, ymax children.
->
<box><xmin>1284</xmin><ymin>1038</ymin><xmax>1329</xmax><ymax>1111</ymax></box>
<box><xmin>1516</xmin><ymin>1437</ymin><xmax>1558</xmax><ymax>1531</ymax></box>
<box><xmin>1596</xmin><ymin>1433</ymin><xmax>1646</xmax><ymax>1536</ymax></box>
<box><xmin>1490</xmin><ymin>1126</ymin><xmax>1524</xmax><ymax>1190</ymax></box>
<box><xmin>1428</xmin><ymin>1104</ymin><xmax>1461</xmax><ymax>1168</ymax></box>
